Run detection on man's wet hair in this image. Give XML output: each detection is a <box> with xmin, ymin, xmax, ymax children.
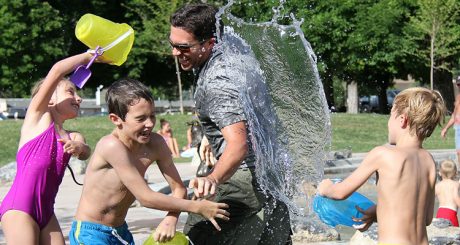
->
<box><xmin>171</xmin><ymin>3</ymin><xmax>223</xmax><ymax>42</ymax></box>
<box><xmin>106</xmin><ymin>78</ymin><xmax>154</xmax><ymax>121</ymax></box>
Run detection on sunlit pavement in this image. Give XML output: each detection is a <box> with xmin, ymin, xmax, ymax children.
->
<box><xmin>0</xmin><ymin>149</ymin><xmax>456</xmax><ymax>244</ymax></box>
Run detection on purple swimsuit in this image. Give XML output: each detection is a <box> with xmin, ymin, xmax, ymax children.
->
<box><xmin>0</xmin><ymin>122</ymin><xmax>70</xmax><ymax>229</ymax></box>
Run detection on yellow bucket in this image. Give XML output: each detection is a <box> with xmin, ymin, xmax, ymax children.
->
<box><xmin>143</xmin><ymin>230</ymin><xmax>189</xmax><ymax>245</ymax></box>
<box><xmin>75</xmin><ymin>13</ymin><xmax>134</xmax><ymax>66</ymax></box>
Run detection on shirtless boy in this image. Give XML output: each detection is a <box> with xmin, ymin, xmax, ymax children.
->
<box><xmin>70</xmin><ymin>78</ymin><xmax>229</xmax><ymax>244</ymax></box>
<box><xmin>319</xmin><ymin>87</ymin><xmax>446</xmax><ymax>245</ymax></box>
<box><xmin>435</xmin><ymin>159</ymin><xmax>460</xmax><ymax>227</ymax></box>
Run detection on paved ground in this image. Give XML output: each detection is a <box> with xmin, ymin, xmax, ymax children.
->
<box><xmin>0</xmin><ymin>163</ymin><xmax>197</xmax><ymax>245</ymax></box>
<box><xmin>0</xmin><ymin>149</ymin><xmax>457</xmax><ymax>244</ymax></box>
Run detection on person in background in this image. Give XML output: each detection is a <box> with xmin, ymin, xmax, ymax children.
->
<box><xmin>157</xmin><ymin>118</ymin><xmax>180</xmax><ymax>158</ymax></box>
<box><xmin>441</xmin><ymin>76</ymin><xmax>460</xmax><ymax>163</ymax></box>
<box><xmin>435</xmin><ymin>159</ymin><xmax>460</xmax><ymax>227</ymax></box>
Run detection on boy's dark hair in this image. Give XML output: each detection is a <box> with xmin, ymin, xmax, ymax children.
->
<box><xmin>106</xmin><ymin>78</ymin><xmax>154</xmax><ymax>121</ymax></box>
<box><xmin>171</xmin><ymin>3</ymin><xmax>221</xmax><ymax>41</ymax></box>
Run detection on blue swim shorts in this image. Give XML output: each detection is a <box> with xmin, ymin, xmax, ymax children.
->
<box><xmin>69</xmin><ymin>220</ymin><xmax>134</xmax><ymax>245</ymax></box>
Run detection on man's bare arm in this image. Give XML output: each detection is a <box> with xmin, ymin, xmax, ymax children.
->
<box><xmin>189</xmin><ymin>121</ymin><xmax>248</xmax><ymax>198</ymax></box>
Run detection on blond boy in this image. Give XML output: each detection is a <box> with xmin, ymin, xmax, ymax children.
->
<box><xmin>319</xmin><ymin>87</ymin><xmax>446</xmax><ymax>245</ymax></box>
<box><xmin>70</xmin><ymin>79</ymin><xmax>229</xmax><ymax>245</ymax></box>
<box><xmin>435</xmin><ymin>159</ymin><xmax>460</xmax><ymax>226</ymax></box>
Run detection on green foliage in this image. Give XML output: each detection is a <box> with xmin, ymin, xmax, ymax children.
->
<box><xmin>122</xmin><ymin>0</ymin><xmax>194</xmax><ymax>98</ymax></box>
<box><xmin>0</xmin><ymin>0</ymin><xmax>67</xmax><ymax>97</ymax></box>
<box><xmin>1</xmin><ymin>0</ymin><xmax>460</xmax><ymax>108</ymax></box>
<box><xmin>404</xmin><ymin>0</ymin><xmax>460</xmax><ymax>72</ymax></box>
<box><xmin>332</xmin><ymin>78</ymin><xmax>346</xmax><ymax>110</ymax></box>
<box><xmin>228</xmin><ymin>0</ymin><xmax>278</xmax><ymax>22</ymax></box>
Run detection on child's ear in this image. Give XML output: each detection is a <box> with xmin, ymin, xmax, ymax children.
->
<box><xmin>109</xmin><ymin>113</ymin><xmax>122</xmax><ymax>127</ymax></box>
<box><xmin>400</xmin><ymin>114</ymin><xmax>409</xmax><ymax>128</ymax></box>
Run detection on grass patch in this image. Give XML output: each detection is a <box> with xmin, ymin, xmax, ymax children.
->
<box><xmin>331</xmin><ymin>113</ymin><xmax>453</xmax><ymax>152</ymax></box>
<box><xmin>0</xmin><ymin>113</ymin><xmax>454</xmax><ymax>167</ymax></box>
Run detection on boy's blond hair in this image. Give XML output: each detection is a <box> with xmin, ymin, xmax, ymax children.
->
<box><xmin>439</xmin><ymin>159</ymin><xmax>457</xmax><ymax>179</ymax></box>
<box><xmin>392</xmin><ymin>87</ymin><xmax>446</xmax><ymax>141</ymax></box>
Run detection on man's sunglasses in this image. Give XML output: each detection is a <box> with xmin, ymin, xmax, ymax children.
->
<box><xmin>169</xmin><ymin>40</ymin><xmax>207</xmax><ymax>53</ymax></box>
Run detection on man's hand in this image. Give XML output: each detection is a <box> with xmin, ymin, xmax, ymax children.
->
<box><xmin>153</xmin><ymin>216</ymin><xmax>177</xmax><ymax>243</ymax></box>
<box><xmin>441</xmin><ymin>128</ymin><xmax>448</xmax><ymax>139</ymax></box>
<box><xmin>199</xmin><ymin>136</ymin><xmax>217</xmax><ymax>167</ymax></box>
<box><xmin>352</xmin><ymin>205</ymin><xmax>377</xmax><ymax>231</ymax></box>
<box><xmin>189</xmin><ymin>175</ymin><xmax>218</xmax><ymax>199</ymax></box>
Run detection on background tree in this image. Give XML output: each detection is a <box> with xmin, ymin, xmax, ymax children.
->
<box><xmin>346</xmin><ymin>0</ymin><xmax>416</xmax><ymax>113</ymax></box>
<box><xmin>405</xmin><ymin>0</ymin><xmax>460</xmax><ymax>89</ymax></box>
<box><xmin>404</xmin><ymin>0</ymin><xmax>460</xmax><ymax>111</ymax></box>
<box><xmin>293</xmin><ymin>0</ymin><xmax>357</xmax><ymax>111</ymax></box>
<box><xmin>0</xmin><ymin>0</ymin><xmax>67</xmax><ymax>97</ymax></box>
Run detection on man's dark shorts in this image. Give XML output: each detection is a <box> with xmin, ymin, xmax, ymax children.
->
<box><xmin>184</xmin><ymin>168</ymin><xmax>292</xmax><ymax>245</ymax></box>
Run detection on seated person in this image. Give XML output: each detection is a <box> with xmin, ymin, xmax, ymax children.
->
<box><xmin>181</xmin><ymin>120</ymin><xmax>202</xmax><ymax>158</ymax></box>
<box><xmin>157</xmin><ymin>119</ymin><xmax>180</xmax><ymax>158</ymax></box>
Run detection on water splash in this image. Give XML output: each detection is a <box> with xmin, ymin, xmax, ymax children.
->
<box><xmin>215</xmin><ymin>0</ymin><xmax>331</xmax><ymax>228</ymax></box>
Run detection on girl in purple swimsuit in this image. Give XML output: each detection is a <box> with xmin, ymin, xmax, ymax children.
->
<box><xmin>0</xmin><ymin>53</ymin><xmax>106</xmax><ymax>244</ymax></box>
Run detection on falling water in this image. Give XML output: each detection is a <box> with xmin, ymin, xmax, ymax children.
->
<box><xmin>213</xmin><ymin>1</ymin><xmax>332</xmax><ymax>231</ymax></box>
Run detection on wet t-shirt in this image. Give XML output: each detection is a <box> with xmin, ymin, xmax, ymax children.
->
<box><xmin>194</xmin><ymin>42</ymin><xmax>255</xmax><ymax>168</ymax></box>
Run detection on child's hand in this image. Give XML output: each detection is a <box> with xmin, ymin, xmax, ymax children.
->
<box><xmin>196</xmin><ymin>199</ymin><xmax>230</xmax><ymax>231</ymax></box>
<box><xmin>318</xmin><ymin>179</ymin><xmax>334</xmax><ymax>196</ymax></box>
<box><xmin>153</xmin><ymin>216</ymin><xmax>177</xmax><ymax>243</ymax></box>
<box><xmin>58</xmin><ymin>138</ymin><xmax>86</xmax><ymax>157</ymax></box>
<box><xmin>352</xmin><ymin>205</ymin><xmax>377</xmax><ymax>231</ymax></box>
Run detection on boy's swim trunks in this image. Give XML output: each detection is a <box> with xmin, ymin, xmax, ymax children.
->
<box><xmin>436</xmin><ymin>206</ymin><xmax>459</xmax><ymax>227</ymax></box>
<box><xmin>69</xmin><ymin>220</ymin><xmax>134</xmax><ymax>245</ymax></box>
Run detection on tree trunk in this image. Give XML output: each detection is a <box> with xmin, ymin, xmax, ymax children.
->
<box><xmin>433</xmin><ymin>69</ymin><xmax>454</xmax><ymax>113</ymax></box>
<box><xmin>347</xmin><ymin>81</ymin><xmax>358</xmax><ymax>114</ymax></box>
<box><xmin>322</xmin><ymin>76</ymin><xmax>334</xmax><ymax>111</ymax></box>
<box><xmin>430</xmin><ymin>22</ymin><xmax>435</xmax><ymax>90</ymax></box>
<box><xmin>378</xmin><ymin>81</ymin><xmax>390</xmax><ymax>114</ymax></box>
<box><xmin>174</xmin><ymin>56</ymin><xmax>184</xmax><ymax>114</ymax></box>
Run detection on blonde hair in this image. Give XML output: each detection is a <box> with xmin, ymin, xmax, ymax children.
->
<box><xmin>440</xmin><ymin>159</ymin><xmax>457</xmax><ymax>179</ymax></box>
<box><xmin>392</xmin><ymin>87</ymin><xmax>446</xmax><ymax>141</ymax></box>
<box><xmin>31</xmin><ymin>77</ymin><xmax>73</xmax><ymax>97</ymax></box>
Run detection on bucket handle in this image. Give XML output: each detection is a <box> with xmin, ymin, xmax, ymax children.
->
<box><xmin>86</xmin><ymin>46</ymin><xmax>102</xmax><ymax>69</ymax></box>
<box><xmin>86</xmin><ymin>29</ymin><xmax>133</xmax><ymax>54</ymax></box>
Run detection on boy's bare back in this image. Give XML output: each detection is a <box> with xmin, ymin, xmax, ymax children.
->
<box><xmin>75</xmin><ymin>131</ymin><xmax>175</xmax><ymax>227</ymax></box>
<box><xmin>319</xmin><ymin>87</ymin><xmax>446</xmax><ymax>245</ymax></box>
<box><xmin>436</xmin><ymin>178</ymin><xmax>460</xmax><ymax>210</ymax></box>
<box><xmin>373</xmin><ymin>145</ymin><xmax>436</xmax><ymax>245</ymax></box>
